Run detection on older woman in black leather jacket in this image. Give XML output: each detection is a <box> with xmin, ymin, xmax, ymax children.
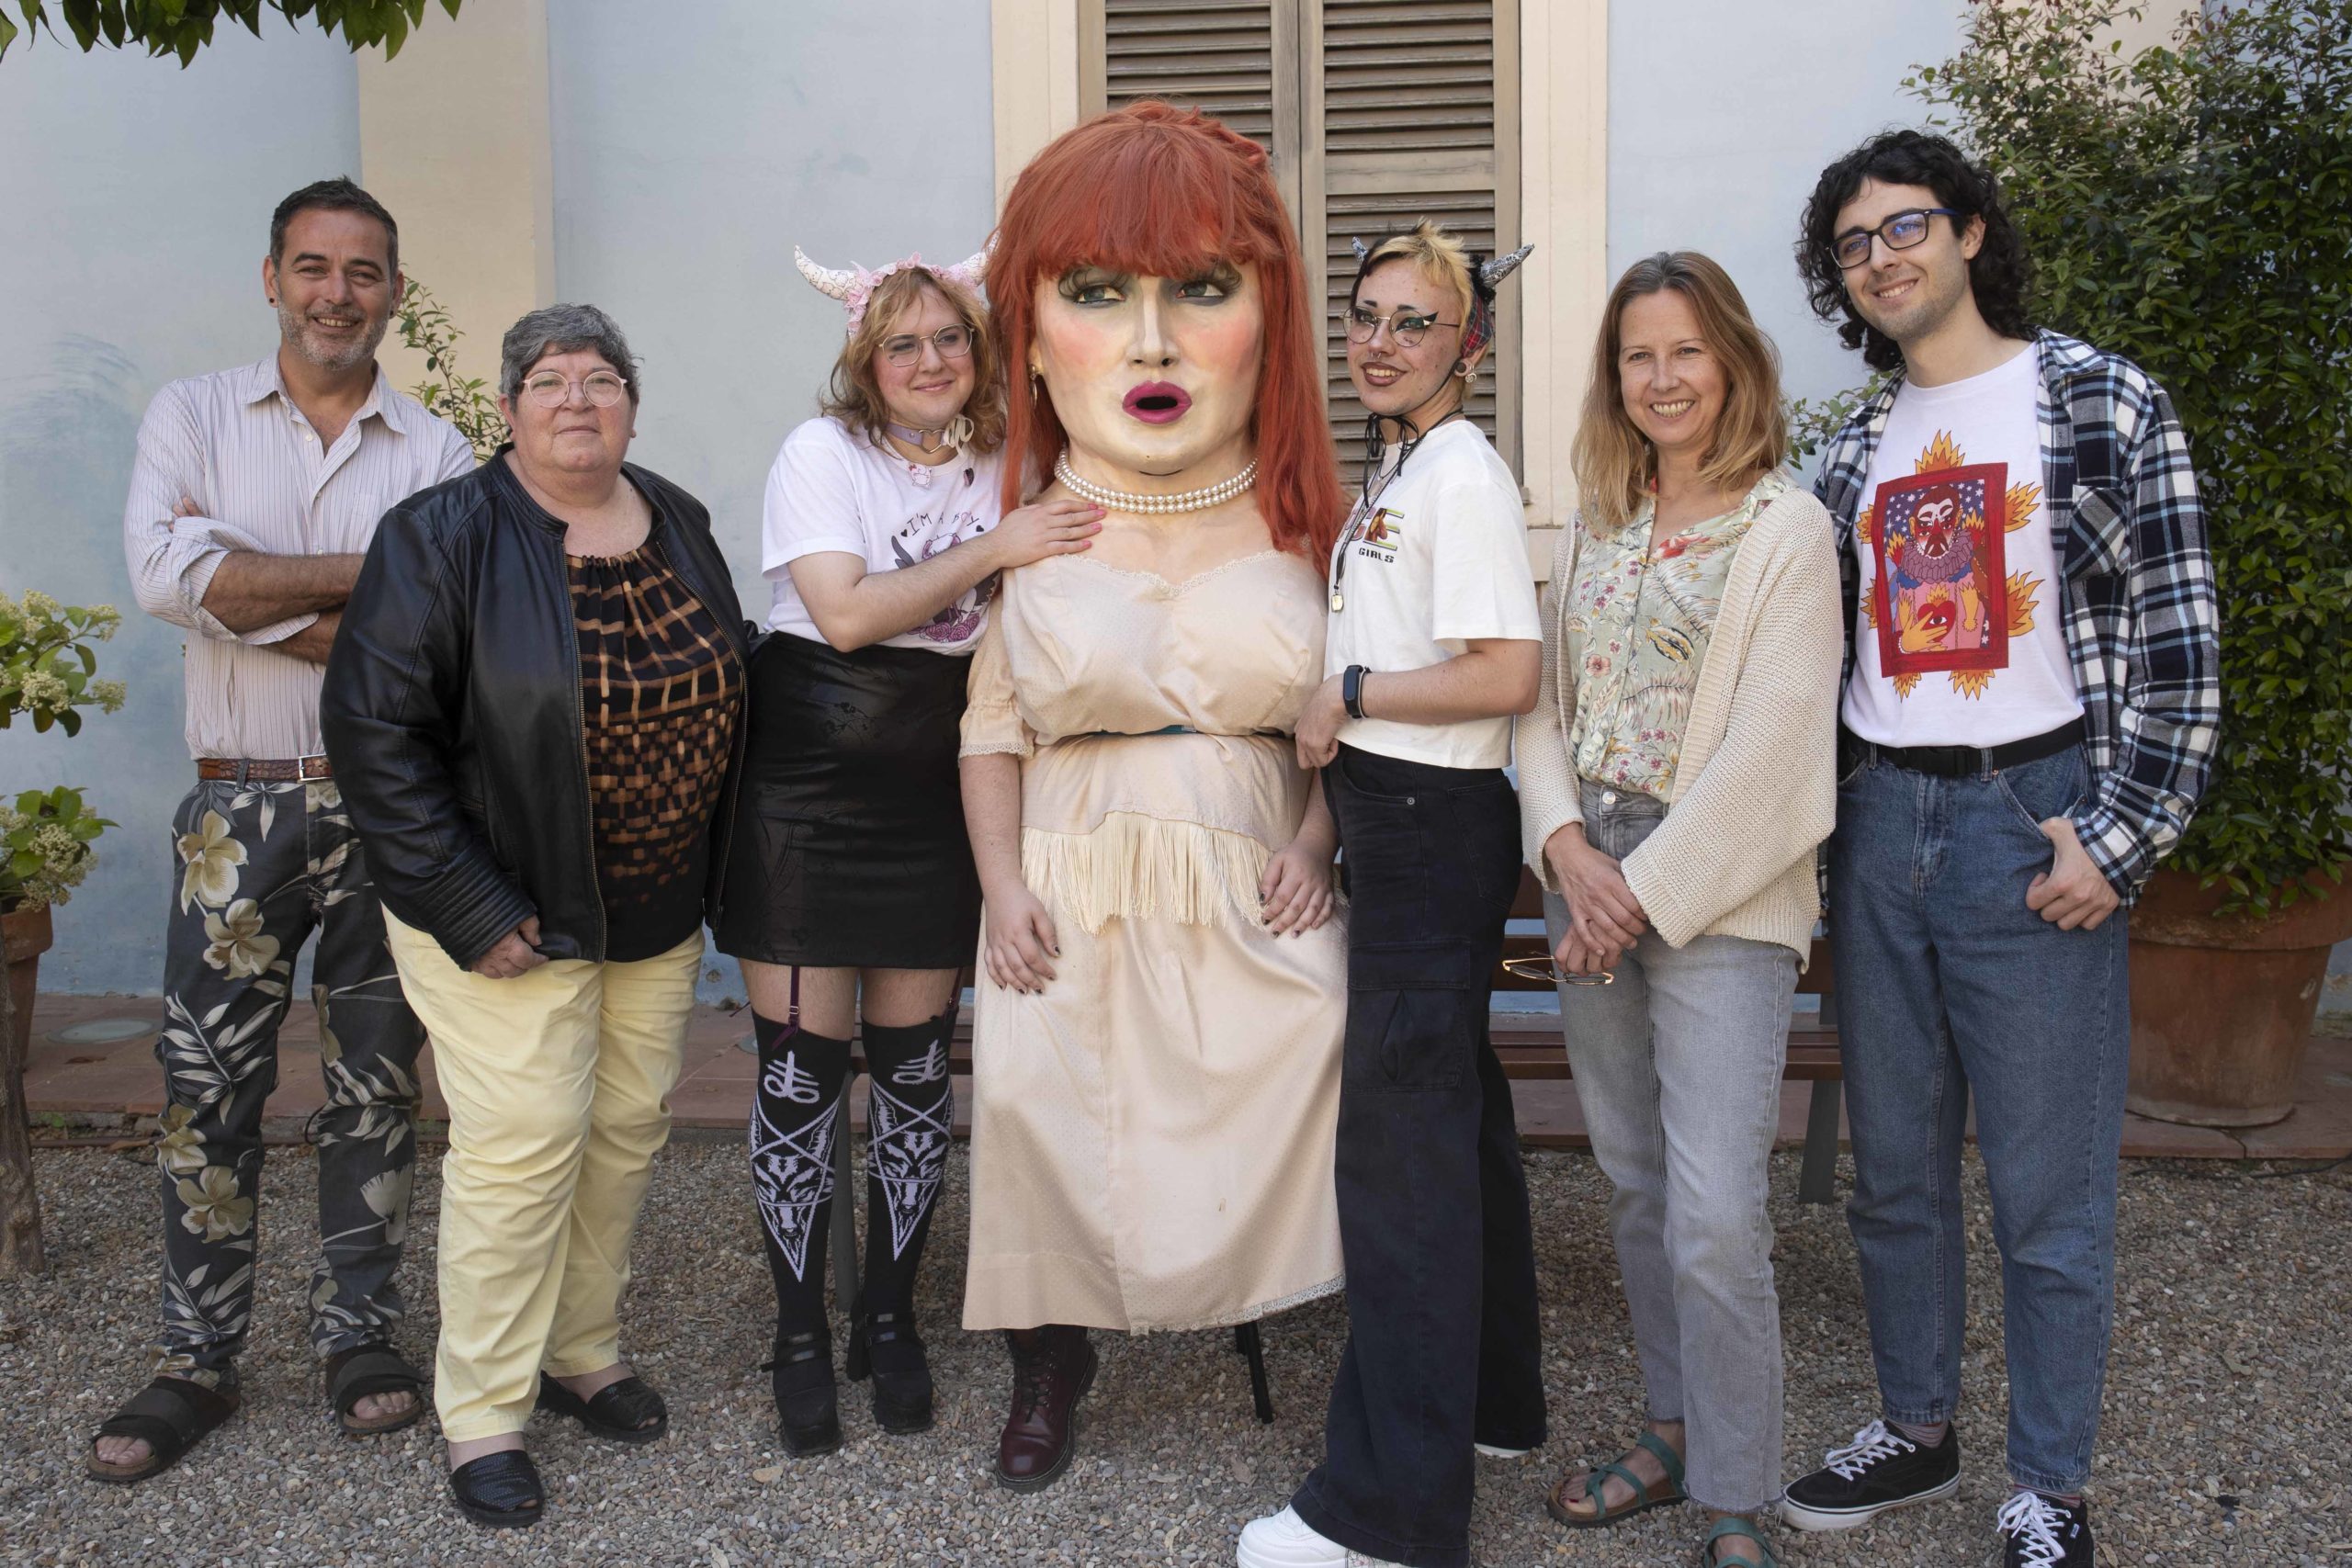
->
<box><xmin>322</xmin><ymin>303</ymin><xmax>748</xmax><ymax>1530</ymax></box>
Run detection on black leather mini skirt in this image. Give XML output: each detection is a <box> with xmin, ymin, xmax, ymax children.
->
<box><xmin>713</xmin><ymin>631</ymin><xmax>981</xmax><ymax>968</ymax></box>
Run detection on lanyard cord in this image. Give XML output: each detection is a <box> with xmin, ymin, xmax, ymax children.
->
<box><xmin>1332</xmin><ymin>402</ymin><xmax>1465</xmax><ymax>608</ymax></box>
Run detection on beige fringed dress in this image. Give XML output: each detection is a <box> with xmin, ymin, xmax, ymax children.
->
<box><xmin>958</xmin><ymin>549</ymin><xmax>1347</xmax><ymax>1332</ymax></box>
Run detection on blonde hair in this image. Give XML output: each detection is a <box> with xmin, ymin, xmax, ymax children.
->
<box><xmin>1571</xmin><ymin>251</ymin><xmax>1787</xmax><ymax>533</ymax></box>
<box><xmin>1354</xmin><ymin>220</ymin><xmax>1477</xmax><ymax>344</ymax></box>
<box><xmin>820</xmin><ymin>267</ymin><xmax>1008</xmax><ymax>453</ymax></box>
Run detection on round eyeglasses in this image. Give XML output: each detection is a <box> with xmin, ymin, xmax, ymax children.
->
<box><xmin>1500</xmin><ymin>955</ymin><xmax>1616</xmax><ymax>987</ymax></box>
<box><xmin>1831</xmin><ymin>208</ymin><xmax>1962</xmax><ymax>270</ymax></box>
<box><xmin>1345</xmin><ymin>305</ymin><xmax>1457</xmax><ymax>350</ymax></box>
<box><xmin>882</xmin><ymin>324</ymin><xmax>975</xmax><ymax>367</ymax></box>
<box><xmin>520</xmin><ymin>370</ymin><xmax>630</xmax><ymax>409</ymax></box>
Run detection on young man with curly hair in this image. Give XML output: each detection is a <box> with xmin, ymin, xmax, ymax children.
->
<box><xmin>1779</xmin><ymin>130</ymin><xmax>2220</xmax><ymax>1567</ymax></box>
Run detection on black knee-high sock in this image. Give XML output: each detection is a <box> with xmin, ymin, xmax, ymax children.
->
<box><xmin>747</xmin><ymin>1013</ymin><xmax>852</xmax><ymax>1338</ymax></box>
<box><xmin>856</xmin><ymin>1008</ymin><xmax>956</xmax><ymax>1319</ymax></box>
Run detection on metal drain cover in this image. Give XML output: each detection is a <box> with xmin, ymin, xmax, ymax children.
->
<box><xmin>47</xmin><ymin>1016</ymin><xmax>160</xmax><ymax>1045</ymax></box>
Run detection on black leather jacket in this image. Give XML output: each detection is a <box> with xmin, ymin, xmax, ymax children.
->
<box><xmin>322</xmin><ymin>453</ymin><xmax>751</xmax><ymax>970</ymax></box>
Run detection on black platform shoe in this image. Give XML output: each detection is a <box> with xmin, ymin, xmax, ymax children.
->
<box><xmin>762</xmin><ymin>1328</ymin><xmax>840</xmax><ymax>1456</ymax></box>
<box><xmin>848</xmin><ymin>1311</ymin><xmax>934</xmax><ymax>1435</ymax></box>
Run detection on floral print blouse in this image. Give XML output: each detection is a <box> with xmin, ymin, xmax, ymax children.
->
<box><xmin>1563</xmin><ymin>469</ymin><xmax>1792</xmax><ymax>798</ymax></box>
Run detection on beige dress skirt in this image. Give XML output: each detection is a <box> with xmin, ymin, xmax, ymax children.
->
<box><xmin>959</xmin><ymin>552</ymin><xmax>1347</xmax><ymax>1331</ymax></box>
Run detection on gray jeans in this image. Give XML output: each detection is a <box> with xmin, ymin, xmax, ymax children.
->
<box><xmin>1544</xmin><ymin>779</ymin><xmax>1797</xmax><ymax>1513</ymax></box>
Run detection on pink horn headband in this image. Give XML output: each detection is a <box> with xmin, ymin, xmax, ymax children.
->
<box><xmin>794</xmin><ymin>241</ymin><xmax>992</xmax><ymax>334</ymax></box>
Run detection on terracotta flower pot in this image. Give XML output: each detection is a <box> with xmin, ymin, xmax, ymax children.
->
<box><xmin>2127</xmin><ymin>865</ymin><xmax>2352</xmax><ymax>1127</ymax></box>
<box><xmin>3</xmin><ymin>902</ymin><xmax>54</xmax><ymax>1067</ymax></box>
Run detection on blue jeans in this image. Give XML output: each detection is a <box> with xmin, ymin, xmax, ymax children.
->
<box><xmin>1828</xmin><ymin>742</ymin><xmax>2128</xmax><ymax>1495</ymax></box>
<box><xmin>1544</xmin><ymin>780</ymin><xmax>1797</xmax><ymax>1514</ymax></box>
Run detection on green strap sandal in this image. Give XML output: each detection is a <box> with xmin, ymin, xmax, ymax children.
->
<box><xmin>1701</xmin><ymin>1517</ymin><xmax>1779</xmax><ymax>1566</ymax></box>
<box><xmin>1544</xmin><ymin>1430</ymin><xmax>1689</xmax><ymax>1529</ymax></box>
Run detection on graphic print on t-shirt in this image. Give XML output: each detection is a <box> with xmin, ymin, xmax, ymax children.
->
<box><xmin>1354</xmin><ymin>506</ymin><xmax>1403</xmax><ymax>562</ymax></box>
<box><xmin>889</xmin><ymin>503</ymin><xmax>997</xmax><ymax>644</ymax></box>
<box><xmin>1860</xmin><ymin>430</ymin><xmax>2044</xmax><ymax>700</ymax></box>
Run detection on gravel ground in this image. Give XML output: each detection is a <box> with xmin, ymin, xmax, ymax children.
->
<box><xmin>3</xmin><ymin>1137</ymin><xmax>2346</xmax><ymax>1566</ymax></box>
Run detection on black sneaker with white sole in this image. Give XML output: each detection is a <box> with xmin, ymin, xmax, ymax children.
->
<box><xmin>1779</xmin><ymin>1419</ymin><xmax>1961</xmax><ymax>1531</ymax></box>
<box><xmin>1998</xmin><ymin>1489</ymin><xmax>2093</xmax><ymax>1566</ymax></box>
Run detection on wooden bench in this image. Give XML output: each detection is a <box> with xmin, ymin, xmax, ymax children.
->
<box><xmin>815</xmin><ymin>866</ymin><xmax>1845</xmax><ymax>1424</ymax></box>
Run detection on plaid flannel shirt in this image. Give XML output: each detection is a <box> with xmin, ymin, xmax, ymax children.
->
<box><xmin>1814</xmin><ymin>330</ymin><xmax>2222</xmax><ymax>900</ymax></box>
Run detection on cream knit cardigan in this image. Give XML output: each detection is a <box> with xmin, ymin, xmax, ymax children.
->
<box><xmin>1514</xmin><ymin>480</ymin><xmax>1844</xmax><ymax>961</ymax></box>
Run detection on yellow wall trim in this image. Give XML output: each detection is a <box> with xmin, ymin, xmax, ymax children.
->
<box><xmin>356</xmin><ymin>0</ymin><xmax>555</xmax><ymax>400</ymax></box>
<box><xmin>991</xmin><ymin>0</ymin><xmax>1086</xmax><ymax>206</ymax></box>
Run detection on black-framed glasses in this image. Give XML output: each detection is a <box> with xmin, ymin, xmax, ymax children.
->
<box><xmin>881</xmin><ymin>324</ymin><xmax>975</xmax><ymax>367</ymax></box>
<box><xmin>1345</xmin><ymin>305</ymin><xmax>1456</xmax><ymax>349</ymax></box>
<box><xmin>1500</xmin><ymin>955</ymin><xmax>1615</xmax><ymax>987</ymax></box>
<box><xmin>520</xmin><ymin>370</ymin><xmax>629</xmax><ymax>409</ymax></box>
<box><xmin>1831</xmin><ymin>208</ymin><xmax>1962</xmax><ymax>270</ymax></box>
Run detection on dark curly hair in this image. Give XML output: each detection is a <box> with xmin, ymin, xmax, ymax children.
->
<box><xmin>1797</xmin><ymin>130</ymin><xmax>2033</xmax><ymax>374</ymax></box>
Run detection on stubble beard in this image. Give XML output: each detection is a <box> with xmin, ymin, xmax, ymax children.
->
<box><xmin>278</xmin><ymin>297</ymin><xmax>390</xmax><ymax>373</ymax></box>
<box><xmin>1859</xmin><ymin>262</ymin><xmax>1971</xmax><ymax>361</ymax></box>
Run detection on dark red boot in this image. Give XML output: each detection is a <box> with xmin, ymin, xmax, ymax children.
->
<box><xmin>994</xmin><ymin>1325</ymin><xmax>1097</xmax><ymax>1492</ymax></box>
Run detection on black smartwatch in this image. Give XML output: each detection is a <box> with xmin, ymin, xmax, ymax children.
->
<box><xmin>1342</xmin><ymin>664</ymin><xmax>1371</xmax><ymax>720</ymax></box>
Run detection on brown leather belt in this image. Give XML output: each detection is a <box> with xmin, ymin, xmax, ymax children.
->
<box><xmin>197</xmin><ymin>756</ymin><xmax>334</xmax><ymax>783</ymax></box>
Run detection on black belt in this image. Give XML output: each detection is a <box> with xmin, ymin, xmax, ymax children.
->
<box><xmin>1841</xmin><ymin>717</ymin><xmax>2085</xmax><ymax>778</ymax></box>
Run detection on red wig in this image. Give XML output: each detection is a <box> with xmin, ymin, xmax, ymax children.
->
<box><xmin>988</xmin><ymin>101</ymin><xmax>1343</xmax><ymax>563</ymax></box>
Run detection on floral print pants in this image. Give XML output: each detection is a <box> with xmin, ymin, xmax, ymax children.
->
<box><xmin>153</xmin><ymin>777</ymin><xmax>424</xmax><ymax>1385</ymax></box>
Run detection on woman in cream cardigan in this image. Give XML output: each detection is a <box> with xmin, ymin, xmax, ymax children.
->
<box><xmin>1515</xmin><ymin>252</ymin><xmax>1840</xmax><ymax>1568</ymax></box>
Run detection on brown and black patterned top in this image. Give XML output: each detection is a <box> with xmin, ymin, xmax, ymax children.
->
<box><xmin>570</xmin><ymin>528</ymin><xmax>743</xmax><ymax>961</ymax></box>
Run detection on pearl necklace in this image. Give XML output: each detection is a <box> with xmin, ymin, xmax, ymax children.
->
<box><xmin>1054</xmin><ymin>452</ymin><xmax>1257</xmax><ymax>515</ymax></box>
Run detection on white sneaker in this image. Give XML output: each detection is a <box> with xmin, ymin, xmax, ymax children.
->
<box><xmin>1235</xmin><ymin>1506</ymin><xmax>1406</xmax><ymax>1568</ymax></box>
<box><xmin>1474</xmin><ymin>1443</ymin><xmax>1531</xmax><ymax>1459</ymax></box>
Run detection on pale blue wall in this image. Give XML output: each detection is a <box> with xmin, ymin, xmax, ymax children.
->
<box><xmin>544</xmin><ymin>0</ymin><xmax>997</xmax><ymax>1003</ymax></box>
<box><xmin>545</xmin><ymin>0</ymin><xmax>1000</xmax><ymax>627</ymax></box>
<box><xmin>0</xmin><ymin>29</ymin><xmax>362</xmax><ymax>995</ymax></box>
<box><xmin>1605</xmin><ymin>0</ymin><xmax>1968</xmax><ymax>419</ymax></box>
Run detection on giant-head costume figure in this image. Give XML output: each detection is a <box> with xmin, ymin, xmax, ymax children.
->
<box><xmin>986</xmin><ymin>100</ymin><xmax>1343</xmax><ymax>562</ymax></box>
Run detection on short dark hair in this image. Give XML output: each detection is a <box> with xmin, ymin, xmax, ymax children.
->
<box><xmin>269</xmin><ymin>177</ymin><xmax>400</xmax><ymax>276</ymax></box>
<box><xmin>1796</xmin><ymin>130</ymin><xmax>2032</xmax><ymax>374</ymax></box>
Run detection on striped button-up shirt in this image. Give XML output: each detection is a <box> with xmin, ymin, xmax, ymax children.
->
<box><xmin>123</xmin><ymin>353</ymin><xmax>476</xmax><ymax>760</ymax></box>
<box><xmin>1814</xmin><ymin>330</ymin><xmax>2222</xmax><ymax>898</ymax></box>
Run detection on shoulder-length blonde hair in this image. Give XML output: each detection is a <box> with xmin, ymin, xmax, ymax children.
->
<box><xmin>1571</xmin><ymin>251</ymin><xmax>1786</xmax><ymax>534</ymax></box>
<box><xmin>820</xmin><ymin>266</ymin><xmax>1009</xmax><ymax>453</ymax></box>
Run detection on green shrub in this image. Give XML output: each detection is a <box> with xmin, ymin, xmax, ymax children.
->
<box><xmin>1905</xmin><ymin>0</ymin><xmax>2352</xmax><ymax>913</ymax></box>
<box><xmin>396</xmin><ymin>277</ymin><xmax>508</xmax><ymax>463</ymax></box>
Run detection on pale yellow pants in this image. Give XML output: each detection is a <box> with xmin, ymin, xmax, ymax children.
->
<box><xmin>385</xmin><ymin>912</ymin><xmax>701</xmax><ymax>1441</ymax></box>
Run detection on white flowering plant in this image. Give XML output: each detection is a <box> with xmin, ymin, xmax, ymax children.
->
<box><xmin>2</xmin><ymin>590</ymin><xmax>127</xmax><ymax>912</ymax></box>
<box><xmin>2</xmin><ymin>787</ymin><xmax>115</xmax><ymax>912</ymax></box>
<box><xmin>1</xmin><ymin>591</ymin><xmax>127</xmax><ymax>739</ymax></box>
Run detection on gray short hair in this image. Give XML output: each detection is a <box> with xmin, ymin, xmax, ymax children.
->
<box><xmin>500</xmin><ymin>303</ymin><xmax>641</xmax><ymax>403</ymax></box>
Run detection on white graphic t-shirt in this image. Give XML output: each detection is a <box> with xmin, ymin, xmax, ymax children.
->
<box><xmin>1322</xmin><ymin>419</ymin><xmax>1543</xmax><ymax>770</ymax></box>
<box><xmin>1842</xmin><ymin>346</ymin><xmax>2082</xmax><ymax>746</ymax></box>
<box><xmin>763</xmin><ymin>416</ymin><xmax>1008</xmax><ymax>654</ymax></box>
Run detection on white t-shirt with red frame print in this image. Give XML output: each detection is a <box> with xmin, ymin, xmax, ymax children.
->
<box><xmin>1841</xmin><ymin>344</ymin><xmax>2084</xmax><ymax>748</ymax></box>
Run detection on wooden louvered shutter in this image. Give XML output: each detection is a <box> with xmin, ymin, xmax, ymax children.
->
<box><xmin>1082</xmin><ymin>0</ymin><xmax>1519</xmax><ymax>485</ymax></box>
<box><xmin>1306</xmin><ymin>0</ymin><xmax>1520</xmax><ymax>481</ymax></box>
<box><xmin>1088</xmin><ymin>0</ymin><xmax>1302</xmax><ymax>216</ymax></box>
